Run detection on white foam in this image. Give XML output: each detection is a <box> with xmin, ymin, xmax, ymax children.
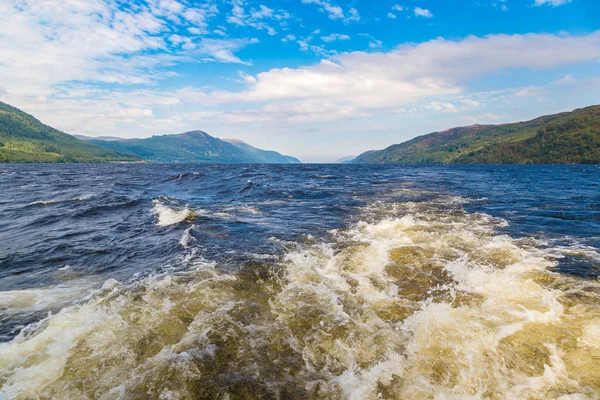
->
<box><xmin>152</xmin><ymin>199</ymin><xmax>194</xmax><ymax>227</ymax></box>
<box><xmin>179</xmin><ymin>226</ymin><xmax>195</xmax><ymax>248</ymax></box>
<box><xmin>1</xmin><ymin>199</ymin><xmax>599</xmax><ymax>399</ymax></box>
<box><xmin>27</xmin><ymin>195</ymin><xmax>91</xmax><ymax>206</ymax></box>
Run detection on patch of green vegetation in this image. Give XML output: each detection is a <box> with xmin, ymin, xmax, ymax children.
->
<box><xmin>0</xmin><ymin>101</ymin><xmax>141</xmax><ymax>163</ymax></box>
<box><xmin>353</xmin><ymin>105</ymin><xmax>600</xmax><ymax>164</ymax></box>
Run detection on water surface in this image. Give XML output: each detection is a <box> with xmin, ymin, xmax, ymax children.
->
<box><xmin>1</xmin><ymin>164</ymin><xmax>599</xmax><ymax>399</ymax></box>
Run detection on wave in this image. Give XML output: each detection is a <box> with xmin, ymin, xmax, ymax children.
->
<box><xmin>179</xmin><ymin>226</ymin><xmax>195</xmax><ymax>249</ymax></box>
<box><xmin>152</xmin><ymin>199</ymin><xmax>197</xmax><ymax>227</ymax></box>
<box><xmin>1</xmin><ymin>200</ymin><xmax>599</xmax><ymax>399</ymax></box>
<box><xmin>27</xmin><ymin>195</ymin><xmax>92</xmax><ymax>206</ymax></box>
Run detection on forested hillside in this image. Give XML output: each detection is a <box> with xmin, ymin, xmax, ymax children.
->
<box><xmin>0</xmin><ymin>102</ymin><xmax>140</xmax><ymax>163</ymax></box>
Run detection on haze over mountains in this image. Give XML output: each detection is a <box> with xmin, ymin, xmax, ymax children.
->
<box><xmin>79</xmin><ymin>132</ymin><xmax>300</xmax><ymax>164</ymax></box>
<box><xmin>0</xmin><ymin>101</ymin><xmax>300</xmax><ymax>164</ymax></box>
<box><xmin>352</xmin><ymin>105</ymin><xmax>600</xmax><ymax>164</ymax></box>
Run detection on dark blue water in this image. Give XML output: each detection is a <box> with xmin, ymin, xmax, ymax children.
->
<box><xmin>1</xmin><ymin>164</ymin><xmax>599</xmax><ymax>334</ymax></box>
<box><xmin>2</xmin><ymin>164</ymin><xmax>598</xmax><ymax>286</ymax></box>
<box><xmin>1</xmin><ymin>164</ymin><xmax>600</xmax><ymax>399</ymax></box>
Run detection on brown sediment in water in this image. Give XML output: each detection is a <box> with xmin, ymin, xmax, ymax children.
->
<box><xmin>1</xmin><ymin>198</ymin><xmax>600</xmax><ymax>399</ymax></box>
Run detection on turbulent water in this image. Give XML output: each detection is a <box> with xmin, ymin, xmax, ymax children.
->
<box><xmin>1</xmin><ymin>164</ymin><xmax>599</xmax><ymax>399</ymax></box>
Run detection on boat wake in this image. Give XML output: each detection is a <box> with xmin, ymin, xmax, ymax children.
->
<box><xmin>1</xmin><ymin>197</ymin><xmax>599</xmax><ymax>399</ymax></box>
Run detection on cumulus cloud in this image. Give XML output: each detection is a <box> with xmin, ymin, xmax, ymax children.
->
<box><xmin>177</xmin><ymin>31</ymin><xmax>600</xmax><ymax>121</ymax></box>
<box><xmin>414</xmin><ymin>7</ymin><xmax>434</xmax><ymax>18</ymax></box>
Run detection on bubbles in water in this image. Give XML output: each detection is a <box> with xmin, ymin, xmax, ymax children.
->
<box><xmin>1</xmin><ymin>196</ymin><xmax>599</xmax><ymax>399</ymax></box>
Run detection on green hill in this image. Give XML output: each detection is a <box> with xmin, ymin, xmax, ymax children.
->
<box><xmin>353</xmin><ymin>105</ymin><xmax>600</xmax><ymax>164</ymax></box>
<box><xmin>85</xmin><ymin>132</ymin><xmax>301</xmax><ymax>164</ymax></box>
<box><xmin>0</xmin><ymin>102</ymin><xmax>140</xmax><ymax>163</ymax></box>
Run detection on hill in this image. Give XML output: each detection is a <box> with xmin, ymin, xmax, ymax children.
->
<box><xmin>353</xmin><ymin>105</ymin><xmax>600</xmax><ymax>164</ymax></box>
<box><xmin>222</xmin><ymin>139</ymin><xmax>301</xmax><ymax>163</ymax></box>
<box><xmin>85</xmin><ymin>132</ymin><xmax>301</xmax><ymax>164</ymax></box>
<box><xmin>333</xmin><ymin>156</ymin><xmax>356</xmax><ymax>164</ymax></box>
<box><xmin>0</xmin><ymin>102</ymin><xmax>141</xmax><ymax>163</ymax></box>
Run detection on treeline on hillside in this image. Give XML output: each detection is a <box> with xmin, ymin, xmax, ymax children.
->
<box><xmin>457</xmin><ymin>113</ymin><xmax>600</xmax><ymax>164</ymax></box>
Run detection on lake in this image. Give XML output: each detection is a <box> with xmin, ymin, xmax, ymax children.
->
<box><xmin>1</xmin><ymin>164</ymin><xmax>599</xmax><ymax>399</ymax></box>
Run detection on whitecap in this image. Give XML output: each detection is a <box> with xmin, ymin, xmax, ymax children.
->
<box><xmin>152</xmin><ymin>199</ymin><xmax>195</xmax><ymax>227</ymax></box>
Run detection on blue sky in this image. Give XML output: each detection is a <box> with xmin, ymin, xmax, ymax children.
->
<box><xmin>1</xmin><ymin>0</ymin><xmax>599</xmax><ymax>161</ymax></box>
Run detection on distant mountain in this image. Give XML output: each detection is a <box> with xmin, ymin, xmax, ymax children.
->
<box><xmin>86</xmin><ymin>131</ymin><xmax>301</xmax><ymax>164</ymax></box>
<box><xmin>333</xmin><ymin>156</ymin><xmax>357</xmax><ymax>164</ymax></box>
<box><xmin>0</xmin><ymin>102</ymin><xmax>141</xmax><ymax>163</ymax></box>
<box><xmin>353</xmin><ymin>105</ymin><xmax>600</xmax><ymax>164</ymax></box>
<box><xmin>222</xmin><ymin>139</ymin><xmax>301</xmax><ymax>163</ymax></box>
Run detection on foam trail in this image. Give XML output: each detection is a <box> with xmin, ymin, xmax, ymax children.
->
<box><xmin>1</xmin><ymin>199</ymin><xmax>599</xmax><ymax>399</ymax></box>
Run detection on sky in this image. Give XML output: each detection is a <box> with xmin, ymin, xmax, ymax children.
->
<box><xmin>0</xmin><ymin>0</ymin><xmax>599</xmax><ymax>162</ymax></box>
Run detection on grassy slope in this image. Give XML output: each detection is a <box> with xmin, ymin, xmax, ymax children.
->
<box><xmin>353</xmin><ymin>105</ymin><xmax>600</xmax><ymax>164</ymax></box>
<box><xmin>0</xmin><ymin>102</ymin><xmax>140</xmax><ymax>163</ymax></box>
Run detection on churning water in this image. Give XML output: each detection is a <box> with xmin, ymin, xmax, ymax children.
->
<box><xmin>0</xmin><ymin>164</ymin><xmax>599</xmax><ymax>399</ymax></box>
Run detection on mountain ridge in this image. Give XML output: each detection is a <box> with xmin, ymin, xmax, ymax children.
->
<box><xmin>85</xmin><ymin>130</ymin><xmax>301</xmax><ymax>164</ymax></box>
<box><xmin>0</xmin><ymin>101</ymin><xmax>300</xmax><ymax>164</ymax></box>
<box><xmin>352</xmin><ymin>105</ymin><xmax>600</xmax><ymax>164</ymax></box>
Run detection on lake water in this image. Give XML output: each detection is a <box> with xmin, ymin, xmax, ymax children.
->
<box><xmin>1</xmin><ymin>164</ymin><xmax>599</xmax><ymax>399</ymax></box>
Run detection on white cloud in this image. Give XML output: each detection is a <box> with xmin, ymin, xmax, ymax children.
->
<box><xmin>388</xmin><ymin>4</ymin><xmax>404</xmax><ymax>18</ymax></box>
<box><xmin>321</xmin><ymin>33</ymin><xmax>351</xmax><ymax>43</ymax></box>
<box><xmin>2</xmin><ymin>3</ymin><xmax>599</xmax><ymax>160</ymax></box>
<box><xmin>250</xmin><ymin>5</ymin><xmax>274</xmax><ymax>19</ymax></box>
<box><xmin>414</xmin><ymin>7</ymin><xmax>434</xmax><ymax>18</ymax></box>
<box><xmin>369</xmin><ymin>40</ymin><xmax>383</xmax><ymax>49</ymax></box>
<box><xmin>226</xmin><ymin>0</ymin><xmax>288</xmax><ymax>34</ymax></box>
<box><xmin>0</xmin><ymin>0</ymin><xmax>226</xmax><ymax>97</ymax></box>
<box><xmin>465</xmin><ymin>112</ymin><xmax>501</xmax><ymax>123</ymax></box>
<box><xmin>553</xmin><ymin>74</ymin><xmax>575</xmax><ymax>85</ymax></box>
<box><xmin>425</xmin><ymin>101</ymin><xmax>459</xmax><ymax>113</ymax></box>
<box><xmin>346</xmin><ymin>8</ymin><xmax>360</xmax><ymax>23</ymax></box>
<box><xmin>534</xmin><ymin>0</ymin><xmax>572</xmax><ymax>6</ymax></box>
<box><xmin>195</xmin><ymin>38</ymin><xmax>258</xmax><ymax>64</ymax></box>
<box><xmin>178</xmin><ymin>31</ymin><xmax>600</xmax><ymax>121</ymax></box>
<box><xmin>301</xmin><ymin>0</ymin><xmax>360</xmax><ymax>23</ymax></box>
<box><xmin>238</xmin><ymin>71</ymin><xmax>258</xmax><ymax>84</ymax></box>
<box><xmin>515</xmin><ymin>86</ymin><xmax>547</xmax><ymax>97</ymax></box>
<box><xmin>282</xmin><ymin>34</ymin><xmax>297</xmax><ymax>43</ymax></box>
